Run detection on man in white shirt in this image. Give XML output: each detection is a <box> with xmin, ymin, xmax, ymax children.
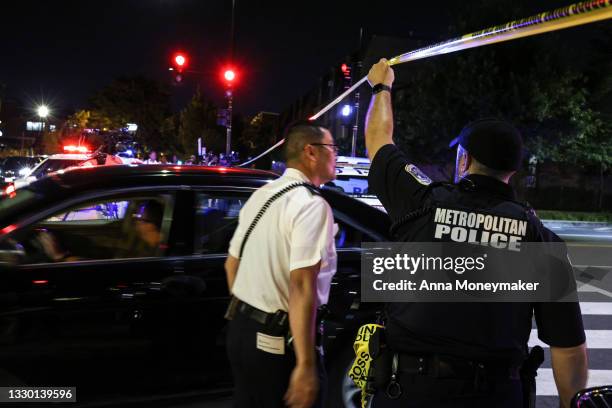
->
<box><xmin>225</xmin><ymin>121</ymin><xmax>338</xmax><ymax>408</ymax></box>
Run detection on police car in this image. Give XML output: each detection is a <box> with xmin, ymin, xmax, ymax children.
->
<box><xmin>334</xmin><ymin>156</ymin><xmax>385</xmax><ymax>212</ymax></box>
<box><xmin>12</xmin><ymin>146</ymin><xmax>92</xmax><ymax>190</ymax></box>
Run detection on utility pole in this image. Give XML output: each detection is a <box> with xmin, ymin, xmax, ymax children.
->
<box><xmin>225</xmin><ymin>0</ymin><xmax>236</xmax><ymax>156</ymax></box>
<box><xmin>225</xmin><ymin>88</ymin><xmax>233</xmax><ymax>156</ymax></box>
<box><xmin>350</xmin><ymin>27</ymin><xmax>364</xmax><ymax>158</ymax></box>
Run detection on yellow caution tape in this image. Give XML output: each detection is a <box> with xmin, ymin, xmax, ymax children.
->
<box><xmin>349</xmin><ymin>323</ymin><xmax>384</xmax><ymax>408</ymax></box>
<box><xmin>309</xmin><ymin>0</ymin><xmax>611</xmax><ymax>122</ymax></box>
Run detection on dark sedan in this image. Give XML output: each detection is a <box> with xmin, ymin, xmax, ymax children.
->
<box><xmin>0</xmin><ymin>165</ymin><xmax>388</xmax><ymax>406</ymax></box>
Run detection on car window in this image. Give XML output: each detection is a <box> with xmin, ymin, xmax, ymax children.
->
<box><xmin>30</xmin><ymin>159</ymin><xmax>82</xmax><ymax>178</ymax></box>
<box><xmin>194</xmin><ymin>194</ymin><xmax>246</xmax><ymax>254</ymax></box>
<box><xmin>46</xmin><ymin>201</ymin><xmax>129</xmax><ymax>222</ymax></box>
<box><xmin>4</xmin><ymin>194</ymin><xmax>173</xmax><ymax>264</ymax></box>
<box><xmin>333</xmin><ymin>213</ymin><xmax>378</xmax><ymax>249</ymax></box>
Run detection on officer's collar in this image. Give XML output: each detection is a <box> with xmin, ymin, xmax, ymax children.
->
<box><xmin>458</xmin><ymin>174</ymin><xmax>516</xmax><ymax>200</ymax></box>
<box><xmin>283</xmin><ymin>167</ymin><xmax>313</xmax><ymax>184</ymax></box>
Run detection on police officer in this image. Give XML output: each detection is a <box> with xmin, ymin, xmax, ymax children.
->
<box><xmin>364</xmin><ymin>59</ymin><xmax>588</xmax><ymax>408</ymax></box>
<box><xmin>225</xmin><ymin>121</ymin><xmax>338</xmax><ymax>408</ymax></box>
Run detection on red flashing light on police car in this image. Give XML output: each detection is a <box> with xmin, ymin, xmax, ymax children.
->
<box><xmin>63</xmin><ymin>145</ymin><xmax>90</xmax><ymax>153</ymax></box>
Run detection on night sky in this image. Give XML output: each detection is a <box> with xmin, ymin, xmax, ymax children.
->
<box><xmin>0</xmin><ymin>0</ymin><xmax>597</xmax><ymax>118</ymax></box>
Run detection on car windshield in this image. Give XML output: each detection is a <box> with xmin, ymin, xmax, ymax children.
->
<box><xmin>2</xmin><ymin>157</ymin><xmax>32</xmax><ymax>171</ymax></box>
<box><xmin>30</xmin><ymin>159</ymin><xmax>83</xmax><ymax>178</ymax></box>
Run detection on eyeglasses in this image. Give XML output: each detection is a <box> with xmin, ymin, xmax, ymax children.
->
<box><xmin>310</xmin><ymin>143</ymin><xmax>339</xmax><ymax>153</ymax></box>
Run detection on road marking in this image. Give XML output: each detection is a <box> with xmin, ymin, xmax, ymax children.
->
<box><xmin>577</xmin><ymin>284</ymin><xmax>612</xmax><ymax>299</ymax></box>
<box><xmin>536</xmin><ymin>369</ymin><xmax>612</xmax><ymax>396</ymax></box>
<box><xmin>579</xmin><ymin>302</ymin><xmax>612</xmax><ymax>315</ymax></box>
<box><xmin>529</xmin><ymin>330</ymin><xmax>612</xmax><ymax>349</ymax></box>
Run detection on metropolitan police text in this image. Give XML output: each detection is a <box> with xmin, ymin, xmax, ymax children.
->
<box><xmin>434</xmin><ymin>208</ymin><xmax>528</xmax><ymax>251</ymax></box>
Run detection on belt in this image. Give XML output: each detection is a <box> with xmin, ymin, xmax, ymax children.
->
<box><xmin>236</xmin><ymin>300</ymin><xmax>274</xmax><ymax>325</ymax></box>
<box><xmin>398</xmin><ymin>353</ymin><xmax>520</xmax><ymax>380</ymax></box>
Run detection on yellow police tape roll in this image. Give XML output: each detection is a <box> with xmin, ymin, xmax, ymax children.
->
<box><xmin>349</xmin><ymin>323</ymin><xmax>384</xmax><ymax>408</ymax></box>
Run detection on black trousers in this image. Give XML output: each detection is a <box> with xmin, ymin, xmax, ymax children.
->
<box><xmin>371</xmin><ymin>375</ymin><xmax>523</xmax><ymax>408</ymax></box>
<box><xmin>227</xmin><ymin>311</ymin><xmax>326</xmax><ymax>408</ymax></box>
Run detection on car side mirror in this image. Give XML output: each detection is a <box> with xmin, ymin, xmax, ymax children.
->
<box><xmin>572</xmin><ymin>386</ymin><xmax>612</xmax><ymax>407</ymax></box>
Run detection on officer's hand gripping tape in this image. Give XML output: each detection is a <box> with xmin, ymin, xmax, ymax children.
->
<box><xmin>349</xmin><ymin>323</ymin><xmax>385</xmax><ymax>408</ymax></box>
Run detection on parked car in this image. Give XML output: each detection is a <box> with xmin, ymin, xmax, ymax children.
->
<box><xmin>12</xmin><ymin>147</ymin><xmax>124</xmax><ymax>190</ymax></box>
<box><xmin>0</xmin><ymin>164</ymin><xmax>388</xmax><ymax>406</ymax></box>
<box><xmin>333</xmin><ymin>156</ymin><xmax>385</xmax><ymax>212</ymax></box>
<box><xmin>0</xmin><ymin>156</ymin><xmax>44</xmax><ymax>182</ymax></box>
<box><xmin>12</xmin><ymin>152</ymin><xmax>91</xmax><ymax>190</ymax></box>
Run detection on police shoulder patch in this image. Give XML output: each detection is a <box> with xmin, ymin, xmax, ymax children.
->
<box><xmin>404</xmin><ymin>164</ymin><xmax>432</xmax><ymax>186</ymax></box>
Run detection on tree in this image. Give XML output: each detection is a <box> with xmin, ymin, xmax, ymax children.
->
<box><xmin>238</xmin><ymin>113</ymin><xmax>279</xmax><ymax>157</ymax></box>
<box><xmin>178</xmin><ymin>90</ymin><xmax>224</xmax><ymax>155</ymax></box>
<box><xmin>90</xmin><ymin>76</ymin><xmax>172</xmax><ymax>151</ymax></box>
<box><xmin>160</xmin><ymin>114</ymin><xmax>181</xmax><ymax>154</ymax></box>
<box><xmin>390</xmin><ymin>0</ymin><xmax>611</xmax><ymax>200</ymax></box>
<box><xmin>40</xmin><ymin>128</ymin><xmax>61</xmax><ymax>154</ymax></box>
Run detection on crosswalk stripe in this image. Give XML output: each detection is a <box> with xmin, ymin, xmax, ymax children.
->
<box><xmin>529</xmin><ymin>330</ymin><xmax>612</xmax><ymax>349</ymax></box>
<box><xmin>536</xmin><ymin>369</ymin><xmax>612</xmax><ymax>396</ymax></box>
<box><xmin>578</xmin><ymin>302</ymin><xmax>612</xmax><ymax>315</ymax></box>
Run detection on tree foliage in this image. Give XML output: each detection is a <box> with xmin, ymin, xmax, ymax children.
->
<box><xmin>178</xmin><ymin>90</ymin><xmax>224</xmax><ymax>155</ymax></box>
<box><xmin>238</xmin><ymin>113</ymin><xmax>279</xmax><ymax>158</ymax></box>
<box><xmin>90</xmin><ymin>76</ymin><xmax>172</xmax><ymax>151</ymax></box>
<box><xmin>391</xmin><ymin>0</ymin><xmax>611</xmax><ymax>176</ymax></box>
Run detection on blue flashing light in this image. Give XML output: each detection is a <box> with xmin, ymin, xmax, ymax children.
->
<box><xmin>341</xmin><ymin>104</ymin><xmax>352</xmax><ymax>117</ymax></box>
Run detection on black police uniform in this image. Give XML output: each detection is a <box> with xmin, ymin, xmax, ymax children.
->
<box><xmin>368</xmin><ymin>144</ymin><xmax>585</xmax><ymax>408</ymax></box>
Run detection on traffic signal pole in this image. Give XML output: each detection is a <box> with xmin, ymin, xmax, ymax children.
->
<box><xmin>225</xmin><ymin>89</ymin><xmax>233</xmax><ymax>157</ymax></box>
<box><xmin>350</xmin><ymin>28</ymin><xmax>363</xmax><ymax>158</ymax></box>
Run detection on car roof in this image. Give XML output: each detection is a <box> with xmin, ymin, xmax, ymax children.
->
<box><xmin>40</xmin><ymin>164</ymin><xmax>278</xmax><ymax>191</ymax></box>
<box><xmin>1</xmin><ymin>164</ymin><xmax>390</xmax><ymax>240</ymax></box>
<box><xmin>45</xmin><ymin>153</ymin><xmax>91</xmax><ymax>160</ymax></box>
<box><xmin>336</xmin><ymin>156</ymin><xmax>371</xmax><ymax>168</ymax></box>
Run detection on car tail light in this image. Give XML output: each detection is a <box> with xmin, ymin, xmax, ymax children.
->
<box><xmin>0</xmin><ymin>224</ymin><xmax>17</xmax><ymax>235</ymax></box>
<box><xmin>2</xmin><ymin>183</ymin><xmax>16</xmax><ymax>198</ymax></box>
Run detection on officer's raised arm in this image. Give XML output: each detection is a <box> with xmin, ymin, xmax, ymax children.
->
<box><xmin>365</xmin><ymin>58</ymin><xmax>395</xmax><ymax>161</ymax></box>
<box><xmin>364</xmin><ymin>59</ymin><xmax>432</xmax><ymax>219</ymax></box>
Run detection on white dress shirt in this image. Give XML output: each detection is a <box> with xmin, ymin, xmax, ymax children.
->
<box><xmin>228</xmin><ymin>168</ymin><xmax>337</xmax><ymax>313</ymax></box>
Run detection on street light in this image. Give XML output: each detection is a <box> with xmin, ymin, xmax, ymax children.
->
<box><xmin>37</xmin><ymin>105</ymin><xmax>49</xmax><ymax>119</ymax></box>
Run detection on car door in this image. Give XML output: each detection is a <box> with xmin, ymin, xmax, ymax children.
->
<box><xmin>178</xmin><ymin>187</ymin><xmax>253</xmax><ymax>387</ymax></box>
<box><xmin>0</xmin><ymin>188</ymin><xmax>192</xmax><ymax>401</ymax></box>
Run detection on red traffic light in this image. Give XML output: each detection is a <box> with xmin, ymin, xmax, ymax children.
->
<box><xmin>175</xmin><ymin>55</ymin><xmax>186</xmax><ymax>67</ymax></box>
<box><xmin>224</xmin><ymin>69</ymin><xmax>236</xmax><ymax>82</ymax></box>
<box><xmin>172</xmin><ymin>52</ymin><xmax>188</xmax><ymax>71</ymax></box>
